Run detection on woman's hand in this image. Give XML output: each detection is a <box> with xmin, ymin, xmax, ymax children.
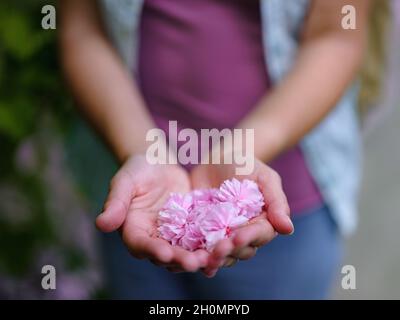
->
<box><xmin>96</xmin><ymin>154</ymin><xmax>293</xmax><ymax>276</ymax></box>
<box><xmin>96</xmin><ymin>155</ymin><xmax>210</xmax><ymax>272</ymax></box>
<box><xmin>190</xmin><ymin>158</ymin><xmax>294</xmax><ymax>277</ymax></box>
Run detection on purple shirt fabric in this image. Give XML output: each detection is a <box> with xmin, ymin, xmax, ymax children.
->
<box><xmin>137</xmin><ymin>0</ymin><xmax>323</xmax><ymax>214</ymax></box>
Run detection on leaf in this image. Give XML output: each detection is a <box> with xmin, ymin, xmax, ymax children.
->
<box><xmin>0</xmin><ymin>98</ymin><xmax>36</xmax><ymax>140</ymax></box>
<box><xmin>0</xmin><ymin>9</ymin><xmax>51</xmax><ymax>61</ymax></box>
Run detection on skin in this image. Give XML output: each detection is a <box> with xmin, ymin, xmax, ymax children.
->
<box><xmin>238</xmin><ymin>0</ymin><xmax>371</xmax><ymax>162</ymax></box>
<box><xmin>191</xmin><ymin>158</ymin><xmax>291</xmax><ymax>276</ymax></box>
<box><xmin>59</xmin><ymin>0</ymin><xmax>370</xmax><ymax>276</ymax></box>
<box><xmin>99</xmin><ymin>155</ymin><xmax>210</xmax><ymax>272</ymax></box>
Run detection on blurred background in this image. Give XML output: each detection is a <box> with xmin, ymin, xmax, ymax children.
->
<box><xmin>0</xmin><ymin>0</ymin><xmax>399</xmax><ymax>299</ymax></box>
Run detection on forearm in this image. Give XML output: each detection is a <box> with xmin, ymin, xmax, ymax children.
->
<box><xmin>239</xmin><ymin>0</ymin><xmax>370</xmax><ymax>162</ymax></box>
<box><xmin>238</xmin><ymin>35</ymin><xmax>364</xmax><ymax>162</ymax></box>
<box><xmin>59</xmin><ymin>0</ymin><xmax>155</xmax><ymax>163</ymax></box>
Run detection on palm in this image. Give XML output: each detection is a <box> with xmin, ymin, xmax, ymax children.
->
<box><xmin>103</xmin><ymin>156</ymin><xmax>209</xmax><ymax>271</ymax></box>
<box><xmin>121</xmin><ymin>163</ymin><xmax>190</xmax><ymax>256</ymax></box>
<box><xmin>97</xmin><ymin>155</ymin><xmax>292</xmax><ymax>276</ymax></box>
<box><xmin>190</xmin><ymin>159</ymin><xmax>293</xmax><ymax>275</ymax></box>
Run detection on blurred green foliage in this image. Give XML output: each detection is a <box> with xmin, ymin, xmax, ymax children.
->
<box><xmin>0</xmin><ymin>1</ymin><xmax>71</xmax><ymax>142</ymax></box>
<box><xmin>0</xmin><ymin>0</ymin><xmax>76</xmax><ymax>276</ymax></box>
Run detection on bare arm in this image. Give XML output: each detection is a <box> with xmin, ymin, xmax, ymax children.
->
<box><xmin>58</xmin><ymin>0</ymin><xmax>211</xmax><ymax>272</ymax></box>
<box><xmin>58</xmin><ymin>0</ymin><xmax>298</xmax><ymax>274</ymax></box>
<box><xmin>59</xmin><ymin>0</ymin><xmax>156</xmax><ymax>163</ymax></box>
<box><xmin>238</xmin><ymin>0</ymin><xmax>371</xmax><ymax>162</ymax></box>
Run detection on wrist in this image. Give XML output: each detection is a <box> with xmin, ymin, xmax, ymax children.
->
<box><xmin>254</xmin><ymin>123</ymin><xmax>286</xmax><ymax>163</ymax></box>
<box><xmin>237</xmin><ymin>115</ymin><xmax>287</xmax><ymax>163</ymax></box>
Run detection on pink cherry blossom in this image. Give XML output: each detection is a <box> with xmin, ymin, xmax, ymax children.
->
<box><xmin>199</xmin><ymin>202</ymin><xmax>249</xmax><ymax>251</ymax></box>
<box><xmin>192</xmin><ymin>188</ymin><xmax>219</xmax><ymax>206</ymax></box>
<box><xmin>179</xmin><ymin>216</ymin><xmax>205</xmax><ymax>251</ymax></box>
<box><xmin>157</xmin><ymin>178</ymin><xmax>265</xmax><ymax>252</ymax></box>
<box><xmin>165</xmin><ymin>192</ymin><xmax>194</xmax><ymax>212</ymax></box>
<box><xmin>157</xmin><ymin>193</ymin><xmax>193</xmax><ymax>246</ymax></box>
<box><xmin>217</xmin><ymin>178</ymin><xmax>264</xmax><ymax>219</ymax></box>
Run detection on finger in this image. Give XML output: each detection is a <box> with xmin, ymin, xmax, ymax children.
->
<box><xmin>231</xmin><ymin>246</ymin><xmax>257</xmax><ymax>260</ymax></box>
<box><xmin>222</xmin><ymin>257</ymin><xmax>238</xmax><ymax>267</ymax></box>
<box><xmin>96</xmin><ymin>172</ymin><xmax>136</xmax><ymax>233</ymax></box>
<box><xmin>233</xmin><ymin>218</ymin><xmax>276</xmax><ymax>249</ymax></box>
<box><xmin>193</xmin><ymin>249</ymin><xmax>210</xmax><ymax>269</ymax></box>
<box><xmin>208</xmin><ymin>239</ymin><xmax>234</xmax><ymax>270</ymax></box>
<box><xmin>172</xmin><ymin>247</ymin><xmax>202</xmax><ymax>272</ymax></box>
<box><xmin>182</xmin><ymin>249</ymin><xmax>208</xmax><ymax>271</ymax></box>
<box><xmin>257</xmin><ymin>170</ymin><xmax>294</xmax><ymax>235</ymax></box>
<box><xmin>124</xmin><ymin>233</ymin><xmax>174</xmax><ymax>264</ymax></box>
<box><xmin>200</xmin><ymin>239</ymin><xmax>237</xmax><ymax>276</ymax></box>
<box><xmin>150</xmin><ymin>259</ymin><xmax>178</xmax><ymax>268</ymax></box>
<box><xmin>202</xmin><ymin>268</ymin><xmax>218</xmax><ymax>278</ymax></box>
<box><xmin>166</xmin><ymin>266</ymin><xmax>185</xmax><ymax>273</ymax></box>
<box><xmin>202</xmin><ymin>239</ymin><xmax>234</xmax><ymax>276</ymax></box>
<box><xmin>150</xmin><ymin>259</ymin><xmax>165</xmax><ymax>267</ymax></box>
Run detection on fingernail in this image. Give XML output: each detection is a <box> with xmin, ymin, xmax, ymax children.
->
<box><xmin>209</xmin><ymin>271</ymin><xmax>217</xmax><ymax>278</ymax></box>
<box><xmin>285</xmin><ymin>216</ymin><xmax>295</xmax><ymax>232</ymax></box>
<box><xmin>205</xmin><ymin>273</ymin><xmax>213</xmax><ymax>278</ymax></box>
<box><xmin>288</xmin><ymin>223</ymin><xmax>295</xmax><ymax>235</ymax></box>
<box><xmin>205</xmin><ymin>269</ymin><xmax>217</xmax><ymax>278</ymax></box>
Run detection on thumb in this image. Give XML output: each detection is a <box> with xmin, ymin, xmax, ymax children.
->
<box><xmin>266</xmin><ymin>200</ymin><xmax>294</xmax><ymax>235</ymax></box>
<box><xmin>96</xmin><ymin>173</ymin><xmax>136</xmax><ymax>233</ymax></box>
<box><xmin>258</xmin><ymin>170</ymin><xmax>294</xmax><ymax>235</ymax></box>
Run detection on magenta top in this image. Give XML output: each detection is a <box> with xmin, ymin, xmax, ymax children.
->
<box><xmin>137</xmin><ymin>0</ymin><xmax>323</xmax><ymax>214</ymax></box>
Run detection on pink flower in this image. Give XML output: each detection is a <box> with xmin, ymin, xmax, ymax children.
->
<box><xmin>192</xmin><ymin>188</ymin><xmax>219</xmax><ymax>206</ymax></box>
<box><xmin>157</xmin><ymin>193</ymin><xmax>193</xmax><ymax>246</ymax></box>
<box><xmin>217</xmin><ymin>178</ymin><xmax>264</xmax><ymax>219</ymax></box>
<box><xmin>157</xmin><ymin>178</ymin><xmax>265</xmax><ymax>252</ymax></box>
<box><xmin>165</xmin><ymin>192</ymin><xmax>194</xmax><ymax>212</ymax></box>
<box><xmin>179</xmin><ymin>217</ymin><xmax>205</xmax><ymax>251</ymax></box>
<box><xmin>199</xmin><ymin>202</ymin><xmax>249</xmax><ymax>251</ymax></box>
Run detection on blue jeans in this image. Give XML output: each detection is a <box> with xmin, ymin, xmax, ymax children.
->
<box><xmin>101</xmin><ymin>205</ymin><xmax>343</xmax><ymax>299</ymax></box>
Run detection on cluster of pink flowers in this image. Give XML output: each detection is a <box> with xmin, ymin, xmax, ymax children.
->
<box><xmin>157</xmin><ymin>178</ymin><xmax>265</xmax><ymax>251</ymax></box>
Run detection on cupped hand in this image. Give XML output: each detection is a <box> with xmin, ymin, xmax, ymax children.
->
<box><xmin>96</xmin><ymin>155</ymin><xmax>210</xmax><ymax>272</ymax></box>
<box><xmin>190</xmin><ymin>158</ymin><xmax>294</xmax><ymax>277</ymax></box>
